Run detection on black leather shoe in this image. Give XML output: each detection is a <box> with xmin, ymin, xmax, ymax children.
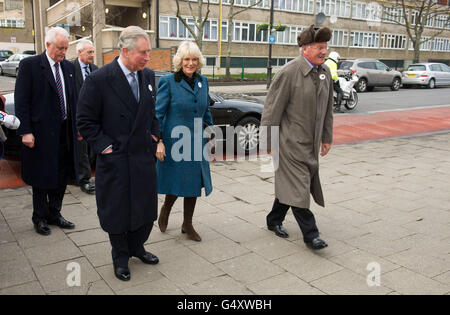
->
<box><xmin>80</xmin><ymin>183</ymin><xmax>95</xmax><ymax>195</ymax></box>
<box><xmin>48</xmin><ymin>216</ymin><xmax>75</xmax><ymax>229</ymax></box>
<box><xmin>114</xmin><ymin>266</ymin><xmax>131</xmax><ymax>281</ymax></box>
<box><xmin>135</xmin><ymin>252</ymin><xmax>159</xmax><ymax>265</ymax></box>
<box><xmin>34</xmin><ymin>221</ymin><xmax>51</xmax><ymax>236</ymax></box>
<box><xmin>305</xmin><ymin>238</ymin><xmax>328</xmax><ymax>250</ymax></box>
<box><xmin>268</xmin><ymin>225</ymin><xmax>289</xmax><ymax>238</ymax></box>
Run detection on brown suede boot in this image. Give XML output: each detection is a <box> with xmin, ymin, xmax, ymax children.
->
<box><xmin>158</xmin><ymin>195</ymin><xmax>177</xmax><ymax>233</ymax></box>
<box><xmin>181</xmin><ymin>197</ymin><xmax>201</xmax><ymax>242</ymax></box>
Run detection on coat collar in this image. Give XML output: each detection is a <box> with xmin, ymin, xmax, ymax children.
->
<box><xmin>40</xmin><ymin>52</ymin><xmax>58</xmax><ymax>94</ymax></box>
<box><xmin>107</xmin><ymin>57</ymin><xmax>140</xmax><ymax>114</ymax></box>
<box><xmin>297</xmin><ymin>56</ymin><xmax>327</xmax><ymax>95</ymax></box>
<box><xmin>40</xmin><ymin>52</ymin><xmax>74</xmax><ymax>99</ymax></box>
<box><xmin>174</xmin><ymin>70</ymin><xmax>203</xmax><ymax>95</ymax></box>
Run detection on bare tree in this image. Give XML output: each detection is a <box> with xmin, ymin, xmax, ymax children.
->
<box><xmin>382</xmin><ymin>0</ymin><xmax>450</xmax><ymax>63</ymax></box>
<box><xmin>225</xmin><ymin>0</ymin><xmax>264</xmax><ymax>79</ymax></box>
<box><xmin>175</xmin><ymin>0</ymin><xmax>212</xmax><ymax>51</ymax></box>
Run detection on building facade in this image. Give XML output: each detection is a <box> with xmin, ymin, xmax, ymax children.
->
<box><xmin>0</xmin><ymin>0</ymin><xmax>34</xmax><ymax>53</ymax></box>
<box><xmin>154</xmin><ymin>0</ymin><xmax>450</xmax><ymax>74</ymax></box>
<box><xmin>19</xmin><ymin>0</ymin><xmax>450</xmax><ymax>72</ymax></box>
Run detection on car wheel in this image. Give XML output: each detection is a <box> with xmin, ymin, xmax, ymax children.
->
<box><xmin>235</xmin><ymin>117</ymin><xmax>260</xmax><ymax>154</ymax></box>
<box><xmin>391</xmin><ymin>78</ymin><xmax>401</xmax><ymax>91</ymax></box>
<box><xmin>427</xmin><ymin>79</ymin><xmax>435</xmax><ymax>89</ymax></box>
<box><xmin>356</xmin><ymin>78</ymin><xmax>367</xmax><ymax>92</ymax></box>
<box><xmin>0</xmin><ymin>66</ymin><xmax>3</xmax><ymax>76</ymax></box>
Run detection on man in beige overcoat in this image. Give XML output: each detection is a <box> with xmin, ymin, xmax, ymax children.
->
<box><xmin>261</xmin><ymin>25</ymin><xmax>334</xmax><ymax>250</ymax></box>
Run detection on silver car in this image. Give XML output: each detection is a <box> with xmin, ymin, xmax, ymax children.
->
<box><xmin>402</xmin><ymin>63</ymin><xmax>450</xmax><ymax>89</ymax></box>
<box><xmin>339</xmin><ymin>59</ymin><xmax>402</xmax><ymax>92</ymax></box>
<box><xmin>0</xmin><ymin>53</ymin><xmax>32</xmax><ymax>77</ymax></box>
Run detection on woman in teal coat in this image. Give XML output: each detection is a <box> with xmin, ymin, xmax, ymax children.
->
<box><xmin>155</xmin><ymin>41</ymin><xmax>213</xmax><ymax>242</ymax></box>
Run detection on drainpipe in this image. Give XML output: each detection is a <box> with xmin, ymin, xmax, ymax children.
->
<box><xmin>30</xmin><ymin>0</ymin><xmax>36</xmax><ymax>53</ymax></box>
<box><xmin>156</xmin><ymin>0</ymin><xmax>160</xmax><ymax>48</ymax></box>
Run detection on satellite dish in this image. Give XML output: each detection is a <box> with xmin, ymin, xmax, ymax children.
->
<box><xmin>316</xmin><ymin>12</ymin><xmax>326</xmax><ymax>25</ymax></box>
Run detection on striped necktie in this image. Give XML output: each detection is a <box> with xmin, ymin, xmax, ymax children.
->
<box><xmin>54</xmin><ymin>63</ymin><xmax>66</xmax><ymax>120</ymax></box>
<box><xmin>84</xmin><ymin>65</ymin><xmax>90</xmax><ymax>80</ymax></box>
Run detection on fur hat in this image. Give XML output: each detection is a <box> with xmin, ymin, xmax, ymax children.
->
<box><xmin>297</xmin><ymin>25</ymin><xmax>332</xmax><ymax>47</ymax></box>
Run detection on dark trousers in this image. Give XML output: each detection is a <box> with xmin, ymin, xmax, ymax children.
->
<box><xmin>32</xmin><ymin>120</ymin><xmax>73</xmax><ymax>224</ymax></box>
<box><xmin>109</xmin><ymin>222</ymin><xmax>153</xmax><ymax>268</ymax></box>
<box><xmin>267</xmin><ymin>198</ymin><xmax>319</xmax><ymax>243</ymax></box>
<box><xmin>333</xmin><ymin>81</ymin><xmax>344</xmax><ymax>107</ymax></box>
<box><xmin>77</xmin><ymin>139</ymin><xmax>92</xmax><ymax>185</ymax></box>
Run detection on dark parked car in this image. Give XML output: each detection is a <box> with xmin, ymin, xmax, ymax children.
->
<box><xmin>1</xmin><ymin>79</ymin><xmax>264</xmax><ymax>157</ymax></box>
<box><xmin>0</xmin><ymin>50</ymin><xmax>13</xmax><ymax>62</ymax></box>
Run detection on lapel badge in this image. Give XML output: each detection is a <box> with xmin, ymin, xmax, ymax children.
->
<box><xmin>319</xmin><ymin>74</ymin><xmax>326</xmax><ymax>80</ymax></box>
<box><xmin>198</xmin><ymin>82</ymin><xmax>202</xmax><ymax>89</ymax></box>
<box><xmin>148</xmin><ymin>84</ymin><xmax>153</xmax><ymax>92</ymax></box>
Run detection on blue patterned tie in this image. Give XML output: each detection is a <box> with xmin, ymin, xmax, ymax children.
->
<box><xmin>130</xmin><ymin>72</ymin><xmax>139</xmax><ymax>102</ymax></box>
<box><xmin>54</xmin><ymin>63</ymin><xmax>66</xmax><ymax>120</ymax></box>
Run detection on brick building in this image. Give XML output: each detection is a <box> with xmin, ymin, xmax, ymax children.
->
<box><xmin>24</xmin><ymin>0</ymin><xmax>450</xmax><ymax>72</ymax></box>
<box><xmin>0</xmin><ymin>0</ymin><xmax>34</xmax><ymax>53</ymax></box>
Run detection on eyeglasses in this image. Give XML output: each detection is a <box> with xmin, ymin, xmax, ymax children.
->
<box><xmin>307</xmin><ymin>45</ymin><xmax>328</xmax><ymax>51</ymax></box>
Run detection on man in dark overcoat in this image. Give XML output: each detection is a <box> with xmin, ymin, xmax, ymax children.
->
<box><xmin>73</xmin><ymin>39</ymin><xmax>98</xmax><ymax>195</ymax></box>
<box><xmin>15</xmin><ymin>26</ymin><xmax>78</xmax><ymax>236</ymax></box>
<box><xmin>77</xmin><ymin>26</ymin><xmax>161</xmax><ymax>281</ymax></box>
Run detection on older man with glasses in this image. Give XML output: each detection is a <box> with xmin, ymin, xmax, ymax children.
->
<box><xmin>261</xmin><ymin>25</ymin><xmax>334</xmax><ymax>251</ymax></box>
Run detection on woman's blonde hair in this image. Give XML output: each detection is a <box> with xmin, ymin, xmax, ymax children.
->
<box><xmin>173</xmin><ymin>41</ymin><xmax>206</xmax><ymax>72</ymax></box>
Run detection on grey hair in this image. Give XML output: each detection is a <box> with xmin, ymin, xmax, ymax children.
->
<box><xmin>118</xmin><ymin>26</ymin><xmax>150</xmax><ymax>52</ymax></box>
<box><xmin>45</xmin><ymin>26</ymin><xmax>70</xmax><ymax>45</ymax></box>
<box><xmin>173</xmin><ymin>41</ymin><xmax>205</xmax><ymax>72</ymax></box>
<box><xmin>76</xmin><ymin>39</ymin><xmax>94</xmax><ymax>53</ymax></box>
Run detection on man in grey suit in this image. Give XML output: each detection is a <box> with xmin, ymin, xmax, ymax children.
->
<box><xmin>73</xmin><ymin>39</ymin><xmax>98</xmax><ymax>195</ymax></box>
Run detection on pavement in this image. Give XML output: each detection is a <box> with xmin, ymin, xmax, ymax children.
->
<box><xmin>1</xmin><ymin>84</ymin><xmax>450</xmax><ymax>295</ymax></box>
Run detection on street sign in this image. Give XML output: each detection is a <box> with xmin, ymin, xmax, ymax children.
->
<box><xmin>269</xmin><ymin>36</ymin><xmax>276</xmax><ymax>43</ymax></box>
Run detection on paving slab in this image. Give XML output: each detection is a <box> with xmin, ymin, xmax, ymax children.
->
<box><xmin>1</xmin><ymin>132</ymin><xmax>450</xmax><ymax>295</ymax></box>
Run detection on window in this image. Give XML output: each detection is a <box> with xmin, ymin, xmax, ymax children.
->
<box><xmin>350</xmin><ymin>31</ymin><xmax>379</xmax><ymax>48</ymax></box>
<box><xmin>375</xmin><ymin>62</ymin><xmax>389</xmax><ymax>71</ymax></box>
<box><xmin>316</xmin><ymin>0</ymin><xmax>351</xmax><ymax>18</ymax></box>
<box><xmin>425</xmin><ymin>14</ymin><xmax>435</xmax><ymax>27</ymax></box>
<box><xmin>409</xmin><ymin>36</ymin><xmax>432</xmax><ymax>51</ymax></box>
<box><xmin>330</xmin><ymin>29</ymin><xmax>348</xmax><ymax>47</ymax></box>
<box><xmin>358</xmin><ymin>62</ymin><xmax>376</xmax><ymax>70</ymax></box>
<box><xmin>407</xmin><ymin>65</ymin><xmax>426</xmax><ymax>71</ymax></box>
<box><xmin>203</xmin><ymin>20</ymin><xmax>218</xmax><ymax>40</ymax></box>
<box><xmin>435</xmin><ymin>15</ymin><xmax>449</xmax><ymax>28</ymax></box>
<box><xmin>339</xmin><ymin>61</ymin><xmax>354</xmax><ymax>70</ymax></box>
<box><xmin>5</xmin><ymin>0</ymin><xmax>23</xmax><ymax>10</ymax></box>
<box><xmin>0</xmin><ymin>18</ymin><xmax>25</xmax><ymax>28</ymax></box>
<box><xmin>160</xmin><ymin>16</ymin><xmax>218</xmax><ymax>41</ymax></box>
<box><xmin>381</xmin><ymin>33</ymin><xmax>406</xmax><ymax>50</ymax></box>
<box><xmin>383</xmin><ymin>7</ymin><xmax>407</xmax><ymax>24</ymax></box>
<box><xmin>432</xmin><ymin>38</ymin><xmax>450</xmax><ymax>52</ymax></box>
<box><xmin>430</xmin><ymin>64</ymin><xmax>442</xmax><ymax>71</ymax></box>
